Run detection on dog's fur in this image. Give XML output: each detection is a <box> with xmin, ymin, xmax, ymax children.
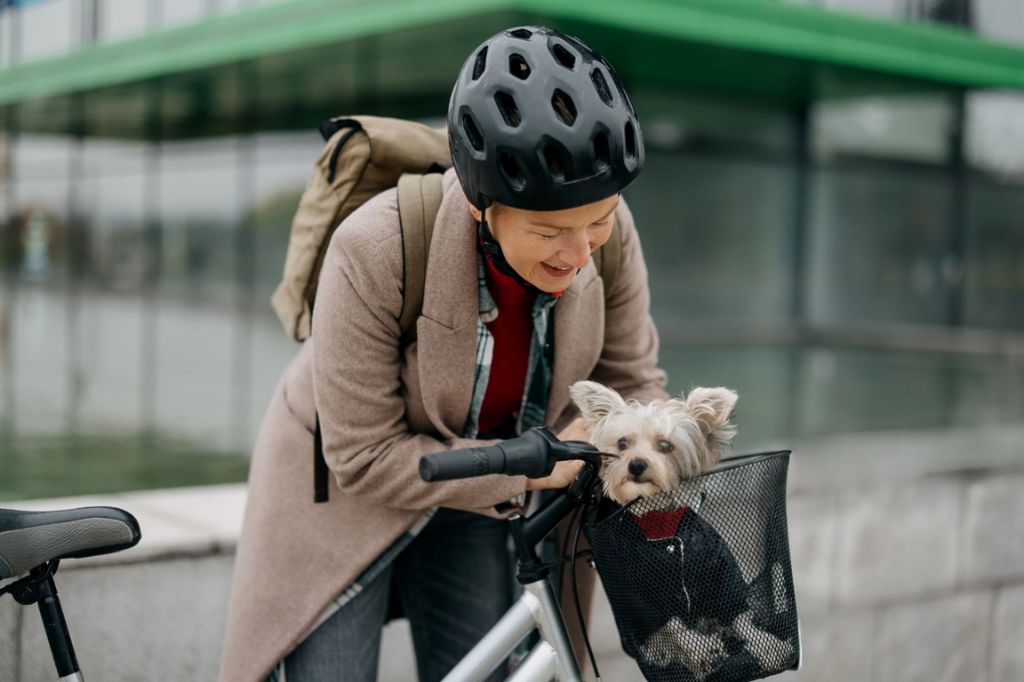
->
<box><xmin>570</xmin><ymin>382</ymin><xmax>737</xmax><ymax>508</ymax></box>
<box><xmin>571</xmin><ymin>381</ymin><xmax>793</xmax><ymax>680</ymax></box>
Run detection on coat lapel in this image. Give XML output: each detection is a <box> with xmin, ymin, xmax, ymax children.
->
<box><xmin>547</xmin><ymin>263</ymin><xmax>604</xmax><ymax>423</ymax></box>
<box><xmin>416</xmin><ymin>172</ymin><xmax>479</xmax><ymax>439</ymax></box>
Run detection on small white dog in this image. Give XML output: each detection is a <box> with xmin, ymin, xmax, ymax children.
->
<box><xmin>570</xmin><ymin>381</ymin><xmax>794</xmax><ymax>681</ymax></box>
<box><xmin>570</xmin><ymin>381</ymin><xmax>737</xmax><ymax>507</ymax></box>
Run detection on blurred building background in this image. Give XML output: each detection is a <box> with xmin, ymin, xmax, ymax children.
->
<box><xmin>1</xmin><ymin>1</ymin><xmax>1024</xmax><ymax>680</ymax></box>
<box><xmin>2</xmin><ymin>0</ymin><xmax>1022</xmax><ymax>497</ymax></box>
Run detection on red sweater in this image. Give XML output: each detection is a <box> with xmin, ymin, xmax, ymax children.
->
<box><xmin>477</xmin><ymin>257</ymin><xmax>535</xmax><ymax>436</ymax></box>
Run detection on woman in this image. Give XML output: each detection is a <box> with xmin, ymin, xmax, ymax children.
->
<box><xmin>220</xmin><ymin>26</ymin><xmax>667</xmax><ymax>682</ymax></box>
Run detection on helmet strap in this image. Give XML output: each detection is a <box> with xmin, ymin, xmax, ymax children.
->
<box><xmin>478</xmin><ymin>209</ymin><xmax>536</xmax><ymax>292</ymax></box>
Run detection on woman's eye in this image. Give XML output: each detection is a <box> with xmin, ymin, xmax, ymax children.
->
<box><xmin>657</xmin><ymin>439</ymin><xmax>674</xmax><ymax>454</ymax></box>
<box><xmin>617</xmin><ymin>437</ymin><xmax>630</xmax><ymax>451</ymax></box>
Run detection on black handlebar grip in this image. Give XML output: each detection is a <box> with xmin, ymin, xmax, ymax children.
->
<box><xmin>418</xmin><ymin>429</ymin><xmax>559</xmax><ymax>482</ymax></box>
<box><xmin>415</xmin><ymin>428</ymin><xmax>565</xmax><ymax>481</ymax></box>
<box><xmin>419</xmin><ymin>445</ymin><xmax>505</xmax><ymax>482</ymax></box>
<box><xmin>492</xmin><ymin>429</ymin><xmax>556</xmax><ymax>477</ymax></box>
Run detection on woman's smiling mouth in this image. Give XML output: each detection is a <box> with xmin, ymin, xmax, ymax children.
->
<box><xmin>541</xmin><ymin>262</ymin><xmax>575</xmax><ymax>278</ymax></box>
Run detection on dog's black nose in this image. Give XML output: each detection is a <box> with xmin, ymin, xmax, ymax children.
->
<box><xmin>628</xmin><ymin>459</ymin><xmax>648</xmax><ymax>477</ymax></box>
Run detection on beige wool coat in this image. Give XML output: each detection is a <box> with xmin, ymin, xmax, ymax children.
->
<box><xmin>220</xmin><ymin>169</ymin><xmax>668</xmax><ymax>682</ymax></box>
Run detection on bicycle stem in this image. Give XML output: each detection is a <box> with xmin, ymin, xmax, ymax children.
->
<box><xmin>508</xmin><ymin>463</ymin><xmax>599</xmax><ymax>584</ymax></box>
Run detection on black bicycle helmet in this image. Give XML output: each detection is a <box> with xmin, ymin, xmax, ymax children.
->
<box><xmin>448</xmin><ymin>26</ymin><xmax>644</xmax><ymax>211</ymax></box>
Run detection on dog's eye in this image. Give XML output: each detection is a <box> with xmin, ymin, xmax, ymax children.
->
<box><xmin>657</xmin><ymin>439</ymin><xmax>674</xmax><ymax>454</ymax></box>
<box><xmin>617</xmin><ymin>437</ymin><xmax>630</xmax><ymax>451</ymax></box>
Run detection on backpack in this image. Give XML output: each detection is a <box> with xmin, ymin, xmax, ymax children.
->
<box><xmin>269</xmin><ymin>115</ymin><xmax>623</xmax><ymax>501</ymax></box>
<box><xmin>271</xmin><ymin>115</ymin><xmax>451</xmax><ymax>342</ymax></box>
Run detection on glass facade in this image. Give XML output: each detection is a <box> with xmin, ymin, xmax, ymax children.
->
<box><xmin>158</xmin><ymin>0</ymin><xmax>208</xmax><ymax>30</ymax></box>
<box><xmin>97</xmin><ymin>0</ymin><xmax>148</xmax><ymax>42</ymax></box>
<box><xmin>1</xmin><ymin>0</ymin><xmax>1023</xmax><ymax>499</ymax></box>
<box><xmin>0</xmin><ymin>87</ymin><xmax>323</xmax><ymax>474</ymax></box>
<box><xmin>3</xmin><ymin>0</ymin><xmax>265</xmax><ymax>59</ymax></box>
<box><xmin>806</xmin><ymin>0</ymin><xmax>970</xmax><ymax>29</ymax></box>
<box><xmin>17</xmin><ymin>0</ymin><xmax>77</xmax><ymax>63</ymax></box>
<box><xmin>974</xmin><ymin>0</ymin><xmax>1024</xmax><ymax>44</ymax></box>
<box><xmin>807</xmin><ymin>164</ymin><xmax>958</xmax><ymax>326</ymax></box>
<box><xmin>965</xmin><ymin>179</ymin><xmax>1024</xmax><ymax>330</ymax></box>
<box><xmin>626</xmin><ymin>92</ymin><xmax>800</xmax><ymax>332</ymax></box>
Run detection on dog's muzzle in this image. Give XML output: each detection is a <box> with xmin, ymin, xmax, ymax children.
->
<box><xmin>628</xmin><ymin>458</ymin><xmax>648</xmax><ymax>478</ymax></box>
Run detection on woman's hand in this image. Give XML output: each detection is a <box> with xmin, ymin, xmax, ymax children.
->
<box><xmin>525</xmin><ymin>418</ymin><xmax>590</xmax><ymax>490</ymax></box>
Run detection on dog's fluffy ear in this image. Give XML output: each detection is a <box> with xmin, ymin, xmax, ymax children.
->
<box><xmin>685</xmin><ymin>387</ymin><xmax>738</xmax><ymax>451</ymax></box>
<box><xmin>569</xmin><ymin>381</ymin><xmax>626</xmax><ymax>428</ymax></box>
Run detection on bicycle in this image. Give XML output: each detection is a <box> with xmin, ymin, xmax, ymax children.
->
<box><xmin>2</xmin><ymin>427</ymin><xmax>799</xmax><ymax>682</ymax></box>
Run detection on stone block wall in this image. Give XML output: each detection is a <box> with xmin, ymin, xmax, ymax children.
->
<box><xmin>779</xmin><ymin>470</ymin><xmax>1024</xmax><ymax>682</ymax></box>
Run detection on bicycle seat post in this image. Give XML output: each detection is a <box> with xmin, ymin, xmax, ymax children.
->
<box><xmin>9</xmin><ymin>562</ymin><xmax>82</xmax><ymax>680</ymax></box>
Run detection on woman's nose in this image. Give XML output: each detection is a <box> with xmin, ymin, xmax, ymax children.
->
<box><xmin>561</xmin><ymin>233</ymin><xmax>592</xmax><ymax>268</ymax></box>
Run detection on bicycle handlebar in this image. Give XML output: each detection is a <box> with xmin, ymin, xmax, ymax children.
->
<box><xmin>419</xmin><ymin>427</ymin><xmax>600</xmax><ymax>482</ymax></box>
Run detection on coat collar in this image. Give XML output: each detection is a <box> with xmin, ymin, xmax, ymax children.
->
<box><xmin>417</xmin><ymin>169</ymin><xmax>604</xmax><ymax>438</ymax></box>
<box><xmin>546</xmin><ymin>261</ymin><xmax>604</xmax><ymax>424</ymax></box>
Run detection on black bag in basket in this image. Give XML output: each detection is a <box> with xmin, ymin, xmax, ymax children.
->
<box><xmin>584</xmin><ymin>451</ymin><xmax>800</xmax><ymax>682</ymax></box>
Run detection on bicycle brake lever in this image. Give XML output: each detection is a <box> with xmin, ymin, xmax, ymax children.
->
<box><xmin>566</xmin><ymin>463</ymin><xmax>599</xmax><ymax>502</ymax></box>
<box><xmin>552</xmin><ymin>439</ymin><xmax>603</xmax><ymax>468</ymax></box>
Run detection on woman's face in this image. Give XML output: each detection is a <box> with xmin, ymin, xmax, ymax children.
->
<box><xmin>469</xmin><ymin>194</ymin><xmax>620</xmax><ymax>292</ymax></box>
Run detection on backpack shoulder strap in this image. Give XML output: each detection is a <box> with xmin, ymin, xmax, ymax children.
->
<box><xmin>397</xmin><ymin>173</ymin><xmax>445</xmax><ymax>342</ymax></box>
<box><xmin>593</xmin><ymin>214</ymin><xmax>622</xmax><ymax>300</ymax></box>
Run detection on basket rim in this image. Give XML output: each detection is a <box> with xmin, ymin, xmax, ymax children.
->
<box><xmin>587</xmin><ymin>449</ymin><xmax>792</xmax><ymax>527</ymax></box>
<box><xmin>714</xmin><ymin>448</ymin><xmax>791</xmax><ymax>475</ymax></box>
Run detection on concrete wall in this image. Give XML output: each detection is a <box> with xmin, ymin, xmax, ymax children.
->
<box><xmin>777</xmin><ymin>471</ymin><xmax>1024</xmax><ymax>682</ymax></box>
<box><xmin>3</xmin><ymin>467</ymin><xmax>1024</xmax><ymax>681</ymax></box>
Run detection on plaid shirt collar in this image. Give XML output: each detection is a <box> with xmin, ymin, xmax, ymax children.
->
<box><xmin>464</xmin><ymin>253</ymin><xmax>559</xmax><ymax>439</ymax></box>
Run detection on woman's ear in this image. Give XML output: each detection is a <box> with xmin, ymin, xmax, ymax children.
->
<box><xmin>467</xmin><ymin>199</ymin><xmax>483</xmax><ymax>223</ymax></box>
<box><xmin>569</xmin><ymin>381</ymin><xmax>626</xmax><ymax>428</ymax></box>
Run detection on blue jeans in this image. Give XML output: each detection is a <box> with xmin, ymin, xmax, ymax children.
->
<box><xmin>283</xmin><ymin>508</ymin><xmax>514</xmax><ymax>682</ymax></box>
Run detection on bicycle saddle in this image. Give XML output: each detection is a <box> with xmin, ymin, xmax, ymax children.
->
<box><xmin>0</xmin><ymin>507</ymin><xmax>141</xmax><ymax>580</ymax></box>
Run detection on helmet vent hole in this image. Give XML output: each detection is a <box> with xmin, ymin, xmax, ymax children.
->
<box><xmin>471</xmin><ymin>46</ymin><xmax>488</xmax><ymax>81</ymax></box>
<box><xmin>462</xmin><ymin>114</ymin><xmax>485</xmax><ymax>152</ymax></box>
<box><xmin>551</xmin><ymin>89</ymin><xmax>577</xmax><ymax>126</ymax></box>
<box><xmin>591</xmin><ymin>68</ymin><xmax>614</xmax><ymax>106</ymax></box>
<box><xmin>543</xmin><ymin>144</ymin><xmax>569</xmax><ymax>183</ymax></box>
<box><xmin>509</xmin><ymin>54</ymin><xmax>531</xmax><ymax>80</ymax></box>
<box><xmin>508</xmin><ymin>28</ymin><xmax>533</xmax><ymax>40</ymax></box>
<box><xmin>499</xmin><ymin>151</ymin><xmax>527</xmax><ymax>191</ymax></box>
<box><xmin>494</xmin><ymin>91</ymin><xmax>522</xmax><ymax>128</ymax></box>
<box><xmin>551</xmin><ymin>43</ymin><xmax>577</xmax><ymax>70</ymax></box>
<box><xmin>593</xmin><ymin>132</ymin><xmax>611</xmax><ymax>171</ymax></box>
<box><xmin>624</xmin><ymin>120</ymin><xmax>637</xmax><ymax>161</ymax></box>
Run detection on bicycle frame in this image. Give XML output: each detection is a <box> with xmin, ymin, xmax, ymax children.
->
<box><xmin>3</xmin><ymin>561</ymin><xmax>85</xmax><ymax>681</ymax></box>
<box><xmin>444</xmin><ymin>579</ymin><xmax>579</xmax><ymax>682</ymax></box>
<box><xmin>442</xmin><ymin>464</ymin><xmax>600</xmax><ymax>682</ymax></box>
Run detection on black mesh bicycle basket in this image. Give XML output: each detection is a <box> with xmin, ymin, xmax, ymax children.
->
<box><xmin>584</xmin><ymin>451</ymin><xmax>800</xmax><ymax>682</ymax></box>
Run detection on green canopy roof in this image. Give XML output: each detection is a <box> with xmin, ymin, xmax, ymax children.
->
<box><xmin>4</xmin><ymin>0</ymin><xmax>1023</xmax><ymax>137</ymax></box>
